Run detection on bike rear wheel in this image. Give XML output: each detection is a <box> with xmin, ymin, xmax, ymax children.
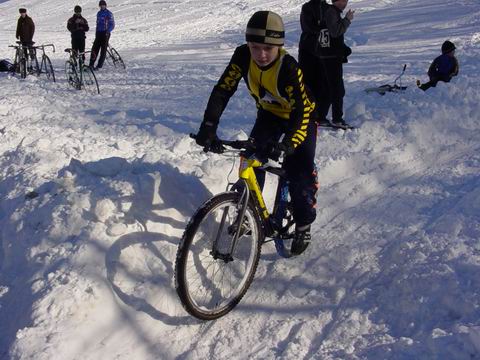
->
<box><xmin>175</xmin><ymin>191</ymin><xmax>264</xmax><ymax>320</ymax></box>
<box><xmin>108</xmin><ymin>47</ymin><xmax>126</xmax><ymax>69</ymax></box>
<box><xmin>43</xmin><ymin>55</ymin><xmax>55</xmax><ymax>82</ymax></box>
<box><xmin>81</xmin><ymin>66</ymin><xmax>100</xmax><ymax>94</ymax></box>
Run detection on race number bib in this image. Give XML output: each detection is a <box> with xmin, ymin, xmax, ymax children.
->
<box><xmin>318</xmin><ymin>29</ymin><xmax>330</xmax><ymax>48</ymax></box>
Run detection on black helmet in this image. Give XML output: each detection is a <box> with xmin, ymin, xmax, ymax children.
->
<box><xmin>99</xmin><ymin>0</ymin><xmax>107</xmax><ymax>6</ymax></box>
<box><xmin>441</xmin><ymin>40</ymin><xmax>456</xmax><ymax>54</ymax></box>
<box><xmin>74</xmin><ymin>5</ymin><xmax>82</xmax><ymax>13</ymax></box>
<box><xmin>245</xmin><ymin>11</ymin><xmax>284</xmax><ymax>46</ymax></box>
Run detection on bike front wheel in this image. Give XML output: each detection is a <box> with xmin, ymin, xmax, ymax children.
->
<box><xmin>19</xmin><ymin>58</ymin><xmax>27</xmax><ymax>79</ymax></box>
<box><xmin>175</xmin><ymin>191</ymin><xmax>264</xmax><ymax>320</ymax></box>
<box><xmin>65</xmin><ymin>60</ymin><xmax>79</xmax><ymax>89</ymax></box>
<box><xmin>81</xmin><ymin>66</ymin><xmax>100</xmax><ymax>94</ymax></box>
<box><xmin>43</xmin><ymin>55</ymin><xmax>55</xmax><ymax>82</ymax></box>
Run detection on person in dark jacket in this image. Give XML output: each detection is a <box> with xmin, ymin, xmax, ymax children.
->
<box><xmin>89</xmin><ymin>0</ymin><xmax>115</xmax><ymax>70</ymax></box>
<box><xmin>67</xmin><ymin>6</ymin><xmax>89</xmax><ymax>61</ymax></box>
<box><xmin>299</xmin><ymin>0</ymin><xmax>354</xmax><ymax>127</ymax></box>
<box><xmin>16</xmin><ymin>8</ymin><xmax>36</xmax><ymax>61</ymax></box>
<box><xmin>417</xmin><ymin>41</ymin><xmax>459</xmax><ymax>91</ymax></box>
<box><xmin>196</xmin><ymin>11</ymin><xmax>318</xmax><ymax>255</ymax></box>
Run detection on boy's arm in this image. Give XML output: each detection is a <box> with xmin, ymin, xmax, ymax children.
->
<box><xmin>108</xmin><ymin>12</ymin><xmax>115</xmax><ymax>32</ymax></box>
<box><xmin>31</xmin><ymin>18</ymin><xmax>35</xmax><ymax>39</ymax></box>
<box><xmin>67</xmin><ymin>18</ymin><xmax>74</xmax><ymax>32</ymax></box>
<box><xmin>427</xmin><ymin>58</ymin><xmax>438</xmax><ymax>79</ymax></box>
<box><xmin>281</xmin><ymin>56</ymin><xmax>314</xmax><ymax>151</ymax></box>
<box><xmin>300</xmin><ymin>2</ymin><xmax>319</xmax><ymax>34</ymax></box>
<box><xmin>202</xmin><ymin>46</ymin><xmax>247</xmax><ymax>131</ymax></box>
<box><xmin>325</xmin><ymin>6</ymin><xmax>350</xmax><ymax>38</ymax></box>
<box><xmin>451</xmin><ymin>57</ymin><xmax>459</xmax><ymax>76</ymax></box>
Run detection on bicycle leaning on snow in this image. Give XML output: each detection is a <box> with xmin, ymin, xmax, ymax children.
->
<box><xmin>105</xmin><ymin>44</ymin><xmax>125</xmax><ymax>69</ymax></box>
<box><xmin>175</xmin><ymin>135</ymin><xmax>303</xmax><ymax>320</ymax></box>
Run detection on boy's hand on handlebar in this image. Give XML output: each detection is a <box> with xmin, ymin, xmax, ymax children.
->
<box><xmin>192</xmin><ymin>127</ymin><xmax>224</xmax><ymax>154</ymax></box>
<box><xmin>266</xmin><ymin>141</ymin><xmax>294</xmax><ymax>161</ymax></box>
<box><xmin>195</xmin><ymin>121</ymin><xmax>216</xmax><ymax>147</ymax></box>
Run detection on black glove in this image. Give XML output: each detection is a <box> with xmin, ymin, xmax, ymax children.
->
<box><xmin>264</xmin><ymin>141</ymin><xmax>294</xmax><ymax>161</ymax></box>
<box><xmin>196</xmin><ymin>121</ymin><xmax>216</xmax><ymax>147</ymax></box>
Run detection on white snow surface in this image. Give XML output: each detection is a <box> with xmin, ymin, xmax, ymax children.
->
<box><xmin>1</xmin><ymin>0</ymin><xmax>480</xmax><ymax>359</ymax></box>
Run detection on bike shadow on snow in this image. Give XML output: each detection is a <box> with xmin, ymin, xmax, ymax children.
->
<box><xmin>105</xmin><ymin>231</ymin><xmax>193</xmax><ymax>326</ymax></box>
<box><xmin>66</xmin><ymin>156</ymin><xmax>211</xmax><ymax>326</ymax></box>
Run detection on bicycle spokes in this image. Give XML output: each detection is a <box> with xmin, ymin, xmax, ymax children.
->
<box><xmin>175</xmin><ymin>193</ymin><xmax>262</xmax><ymax>320</ymax></box>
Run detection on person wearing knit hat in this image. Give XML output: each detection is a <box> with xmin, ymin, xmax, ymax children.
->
<box><xmin>89</xmin><ymin>0</ymin><xmax>115</xmax><ymax>69</ymax></box>
<box><xmin>417</xmin><ymin>40</ymin><xmax>459</xmax><ymax>91</ymax></box>
<box><xmin>195</xmin><ymin>10</ymin><xmax>318</xmax><ymax>255</ymax></box>
<box><xmin>298</xmin><ymin>0</ymin><xmax>354</xmax><ymax>128</ymax></box>
<box><xmin>16</xmin><ymin>7</ymin><xmax>36</xmax><ymax>63</ymax></box>
<box><xmin>67</xmin><ymin>5</ymin><xmax>89</xmax><ymax>61</ymax></box>
<box><xmin>245</xmin><ymin>11</ymin><xmax>285</xmax><ymax>46</ymax></box>
<box><xmin>16</xmin><ymin>8</ymin><xmax>34</xmax><ymax>43</ymax></box>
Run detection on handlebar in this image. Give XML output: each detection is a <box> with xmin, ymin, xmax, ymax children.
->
<box><xmin>32</xmin><ymin>44</ymin><xmax>55</xmax><ymax>53</ymax></box>
<box><xmin>9</xmin><ymin>42</ymin><xmax>54</xmax><ymax>52</ymax></box>
<box><xmin>190</xmin><ymin>133</ymin><xmax>256</xmax><ymax>154</ymax></box>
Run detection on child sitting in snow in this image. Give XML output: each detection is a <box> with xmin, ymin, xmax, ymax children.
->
<box><xmin>417</xmin><ymin>40</ymin><xmax>459</xmax><ymax>91</ymax></box>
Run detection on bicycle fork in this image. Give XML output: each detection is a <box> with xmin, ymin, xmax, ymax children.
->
<box><xmin>210</xmin><ymin>179</ymin><xmax>250</xmax><ymax>263</ymax></box>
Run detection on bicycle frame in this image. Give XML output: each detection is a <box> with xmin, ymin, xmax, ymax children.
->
<box><xmin>219</xmin><ymin>151</ymin><xmax>294</xmax><ymax>259</ymax></box>
<box><xmin>9</xmin><ymin>43</ymin><xmax>28</xmax><ymax>77</ymax></box>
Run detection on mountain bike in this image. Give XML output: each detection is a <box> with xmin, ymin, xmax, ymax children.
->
<box><xmin>105</xmin><ymin>45</ymin><xmax>125</xmax><ymax>69</ymax></box>
<box><xmin>32</xmin><ymin>44</ymin><xmax>56</xmax><ymax>82</ymax></box>
<box><xmin>175</xmin><ymin>135</ymin><xmax>301</xmax><ymax>320</ymax></box>
<box><xmin>64</xmin><ymin>48</ymin><xmax>100</xmax><ymax>94</ymax></box>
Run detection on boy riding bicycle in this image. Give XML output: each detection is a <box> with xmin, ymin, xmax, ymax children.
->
<box><xmin>195</xmin><ymin>11</ymin><xmax>318</xmax><ymax>255</ymax></box>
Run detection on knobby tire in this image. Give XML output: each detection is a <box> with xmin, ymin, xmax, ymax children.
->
<box><xmin>175</xmin><ymin>192</ymin><xmax>264</xmax><ymax>320</ymax></box>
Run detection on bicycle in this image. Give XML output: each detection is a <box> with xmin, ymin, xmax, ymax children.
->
<box><xmin>105</xmin><ymin>45</ymin><xmax>125</xmax><ymax>69</ymax></box>
<box><xmin>175</xmin><ymin>135</ymin><xmax>301</xmax><ymax>320</ymax></box>
<box><xmin>8</xmin><ymin>41</ymin><xmax>36</xmax><ymax>79</ymax></box>
<box><xmin>31</xmin><ymin>44</ymin><xmax>56</xmax><ymax>82</ymax></box>
<box><xmin>64</xmin><ymin>48</ymin><xmax>100</xmax><ymax>94</ymax></box>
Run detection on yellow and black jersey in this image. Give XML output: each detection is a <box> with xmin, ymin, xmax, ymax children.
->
<box><xmin>203</xmin><ymin>44</ymin><xmax>315</xmax><ymax>149</ymax></box>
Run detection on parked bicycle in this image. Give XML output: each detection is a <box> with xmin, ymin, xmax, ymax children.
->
<box><xmin>175</xmin><ymin>135</ymin><xmax>300</xmax><ymax>320</ymax></box>
<box><xmin>8</xmin><ymin>42</ymin><xmax>55</xmax><ymax>81</ymax></box>
<box><xmin>9</xmin><ymin>42</ymin><xmax>28</xmax><ymax>78</ymax></box>
<box><xmin>32</xmin><ymin>44</ymin><xmax>56</xmax><ymax>82</ymax></box>
<box><xmin>64</xmin><ymin>48</ymin><xmax>100</xmax><ymax>94</ymax></box>
<box><xmin>105</xmin><ymin>45</ymin><xmax>125</xmax><ymax>69</ymax></box>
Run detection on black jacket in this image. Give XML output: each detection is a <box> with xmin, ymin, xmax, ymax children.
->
<box><xmin>67</xmin><ymin>14</ymin><xmax>89</xmax><ymax>39</ymax></box>
<box><xmin>299</xmin><ymin>0</ymin><xmax>351</xmax><ymax>59</ymax></box>
<box><xmin>16</xmin><ymin>15</ymin><xmax>35</xmax><ymax>43</ymax></box>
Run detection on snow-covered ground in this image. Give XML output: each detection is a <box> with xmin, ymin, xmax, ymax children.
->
<box><xmin>1</xmin><ymin>0</ymin><xmax>479</xmax><ymax>358</ymax></box>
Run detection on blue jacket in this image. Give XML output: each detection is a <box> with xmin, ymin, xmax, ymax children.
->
<box><xmin>428</xmin><ymin>54</ymin><xmax>459</xmax><ymax>80</ymax></box>
<box><xmin>96</xmin><ymin>9</ymin><xmax>114</xmax><ymax>33</ymax></box>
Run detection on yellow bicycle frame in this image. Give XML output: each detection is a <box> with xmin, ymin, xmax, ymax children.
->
<box><xmin>238</xmin><ymin>156</ymin><xmax>270</xmax><ymax>220</ymax></box>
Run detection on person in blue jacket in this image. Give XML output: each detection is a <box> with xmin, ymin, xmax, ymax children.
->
<box><xmin>89</xmin><ymin>0</ymin><xmax>115</xmax><ymax>70</ymax></box>
<box><xmin>418</xmin><ymin>40</ymin><xmax>459</xmax><ymax>91</ymax></box>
